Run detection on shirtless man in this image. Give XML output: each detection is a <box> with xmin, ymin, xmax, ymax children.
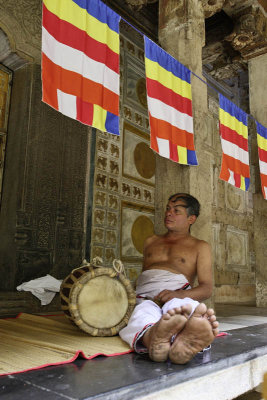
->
<box><xmin>119</xmin><ymin>193</ymin><xmax>219</xmax><ymax>364</ymax></box>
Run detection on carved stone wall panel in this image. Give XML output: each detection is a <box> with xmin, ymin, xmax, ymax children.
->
<box><xmin>256</xmin><ymin>281</ymin><xmax>267</xmax><ymax>307</ymax></box>
<box><xmin>121</xmin><ymin>201</ymin><xmax>154</xmax><ymax>261</ymax></box>
<box><xmin>226</xmin><ymin>226</ymin><xmax>249</xmax><ymax>270</ymax></box>
<box><xmin>225</xmin><ymin>183</ymin><xmax>246</xmax><ymax>212</ymax></box>
<box><xmin>89</xmin><ymin>29</ymin><xmax>155</xmax><ymax>283</ymax></box>
<box><xmin>0</xmin><ymin>0</ymin><xmax>42</xmax><ymax>63</ymax></box>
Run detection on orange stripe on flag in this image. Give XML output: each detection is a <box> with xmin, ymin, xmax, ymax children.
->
<box><xmin>42</xmin><ymin>53</ymin><xmax>119</xmax><ymax>116</ymax></box>
<box><xmin>220</xmin><ymin>154</ymin><xmax>250</xmax><ymax>178</ymax></box>
<box><xmin>149</xmin><ymin>117</ymin><xmax>195</xmax><ymax>150</ymax></box>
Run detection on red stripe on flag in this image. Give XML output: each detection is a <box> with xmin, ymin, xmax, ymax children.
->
<box><xmin>220</xmin><ymin>154</ymin><xmax>250</xmax><ymax>178</ymax></box>
<box><xmin>169</xmin><ymin>141</ymin><xmax>178</xmax><ymax>162</ymax></box>
<box><xmin>219</xmin><ymin>123</ymin><xmax>248</xmax><ymax>151</ymax></box>
<box><xmin>234</xmin><ymin>172</ymin><xmax>241</xmax><ymax>187</ymax></box>
<box><xmin>146</xmin><ymin>78</ymin><xmax>192</xmax><ymax>117</ymax></box>
<box><xmin>42</xmin><ymin>53</ymin><xmax>119</xmax><ymax>116</ymax></box>
<box><xmin>149</xmin><ymin>117</ymin><xmax>195</xmax><ymax>150</ymax></box>
<box><xmin>258</xmin><ymin>147</ymin><xmax>267</xmax><ymax>162</ymax></box>
<box><xmin>42</xmin><ymin>4</ymin><xmax>119</xmax><ymax>74</ymax></box>
<box><xmin>76</xmin><ymin>97</ymin><xmax>93</xmax><ymax>125</ymax></box>
<box><xmin>260</xmin><ymin>173</ymin><xmax>267</xmax><ymax>186</ymax></box>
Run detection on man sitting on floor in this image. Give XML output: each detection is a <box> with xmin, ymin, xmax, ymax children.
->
<box><xmin>119</xmin><ymin>193</ymin><xmax>219</xmax><ymax>364</ymax></box>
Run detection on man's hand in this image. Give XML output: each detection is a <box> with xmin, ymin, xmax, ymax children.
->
<box><xmin>154</xmin><ymin>289</ymin><xmax>186</xmax><ymax>304</ymax></box>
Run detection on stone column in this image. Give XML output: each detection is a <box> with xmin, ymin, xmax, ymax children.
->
<box><xmin>157</xmin><ymin>0</ymin><xmax>215</xmax><ymax>305</ymax></box>
<box><xmin>248</xmin><ymin>53</ymin><xmax>267</xmax><ymax>307</ymax></box>
<box><xmin>157</xmin><ymin>0</ymin><xmax>213</xmax><ymax>243</ymax></box>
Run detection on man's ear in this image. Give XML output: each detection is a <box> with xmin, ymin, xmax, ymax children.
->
<box><xmin>188</xmin><ymin>215</ymin><xmax>197</xmax><ymax>225</ymax></box>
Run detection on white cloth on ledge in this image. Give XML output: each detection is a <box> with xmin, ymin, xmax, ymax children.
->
<box><xmin>16</xmin><ymin>274</ymin><xmax>62</xmax><ymax>305</ymax></box>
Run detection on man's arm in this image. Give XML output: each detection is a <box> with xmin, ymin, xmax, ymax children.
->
<box><xmin>156</xmin><ymin>241</ymin><xmax>213</xmax><ymax>303</ymax></box>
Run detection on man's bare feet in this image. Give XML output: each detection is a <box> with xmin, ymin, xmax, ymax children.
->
<box><xmin>142</xmin><ymin>305</ymin><xmax>192</xmax><ymax>362</ymax></box>
<box><xmin>169</xmin><ymin>303</ymin><xmax>219</xmax><ymax>364</ymax></box>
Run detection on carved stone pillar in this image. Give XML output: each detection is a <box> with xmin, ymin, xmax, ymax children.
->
<box><xmin>157</xmin><ymin>0</ymin><xmax>214</xmax><ymax>305</ymax></box>
<box><xmin>248</xmin><ymin>53</ymin><xmax>267</xmax><ymax>307</ymax></box>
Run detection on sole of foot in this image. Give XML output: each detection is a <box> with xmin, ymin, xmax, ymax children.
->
<box><xmin>169</xmin><ymin>303</ymin><xmax>219</xmax><ymax>364</ymax></box>
<box><xmin>145</xmin><ymin>304</ymin><xmax>192</xmax><ymax>362</ymax></box>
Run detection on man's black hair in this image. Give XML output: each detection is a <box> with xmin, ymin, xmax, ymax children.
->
<box><xmin>168</xmin><ymin>193</ymin><xmax>200</xmax><ymax>218</ymax></box>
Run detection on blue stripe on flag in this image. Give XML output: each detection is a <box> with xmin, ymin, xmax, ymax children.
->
<box><xmin>144</xmin><ymin>36</ymin><xmax>191</xmax><ymax>84</ymax></box>
<box><xmin>219</xmin><ymin>94</ymin><xmax>248</xmax><ymax>127</ymax></box>
<box><xmin>72</xmin><ymin>0</ymin><xmax>120</xmax><ymax>32</ymax></box>
<box><xmin>245</xmin><ymin>177</ymin><xmax>250</xmax><ymax>191</ymax></box>
<box><xmin>187</xmin><ymin>149</ymin><xmax>198</xmax><ymax>165</ymax></box>
<box><xmin>256</xmin><ymin>121</ymin><xmax>267</xmax><ymax>139</ymax></box>
<box><xmin>105</xmin><ymin>112</ymin><xmax>119</xmax><ymax>135</ymax></box>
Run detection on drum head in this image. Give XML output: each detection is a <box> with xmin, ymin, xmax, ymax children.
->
<box><xmin>78</xmin><ymin>275</ymin><xmax>128</xmax><ymax>329</ymax></box>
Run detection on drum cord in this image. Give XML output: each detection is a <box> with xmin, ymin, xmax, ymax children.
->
<box><xmin>80</xmin><ymin>257</ymin><xmax>126</xmax><ymax>277</ymax></box>
<box><xmin>112</xmin><ymin>259</ymin><xmax>126</xmax><ymax>277</ymax></box>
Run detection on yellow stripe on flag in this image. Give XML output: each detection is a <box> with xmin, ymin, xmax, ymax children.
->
<box><xmin>93</xmin><ymin>104</ymin><xmax>107</xmax><ymax>132</ymax></box>
<box><xmin>219</xmin><ymin>108</ymin><xmax>248</xmax><ymax>139</ymax></box>
<box><xmin>44</xmin><ymin>0</ymin><xmax>119</xmax><ymax>54</ymax></box>
<box><xmin>240</xmin><ymin>176</ymin><xmax>246</xmax><ymax>191</ymax></box>
<box><xmin>145</xmin><ymin>58</ymin><xmax>192</xmax><ymax>100</ymax></box>
<box><xmin>257</xmin><ymin>133</ymin><xmax>267</xmax><ymax>151</ymax></box>
<box><xmin>177</xmin><ymin>146</ymin><xmax>187</xmax><ymax>164</ymax></box>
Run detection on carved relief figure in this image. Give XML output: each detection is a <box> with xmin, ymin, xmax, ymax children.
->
<box><xmin>109</xmin><ymin>195</ymin><xmax>118</xmax><ymax>209</ymax></box>
<box><xmin>92</xmin><ymin>228</ymin><xmax>104</xmax><ymax>243</ymax></box>
<box><xmin>144</xmin><ymin>190</ymin><xmax>152</xmax><ymax>202</ymax></box>
<box><xmin>98</xmin><ymin>139</ymin><xmax>108</xmax><ymax>153</ymax></box>
<box><xmin>110</xmin><ymin>160</ymin><xmax>119</xmax><ymax>175</ymax></box>
<box><xmin>97</xmin><ymin>156</ymin><xmax>107</xmax><ymax>171</ymax></box>
<box><xmin>96</xmin><ymin>173</ymin><xmax>107</xmax><ymax>188</ymax></box>
<box><xmin>110</xmin><ymin>144</ymin><xmax>119</xmax><ymax>158</ymax></box>
<box><xmin>107</xmin><ymin>212</ymin><xmax>117</xmax><ymax>227</ymax></box>
<box><xmin>109</xmin><ymin>177</ymin><xmax>119</xmax><ymax>192</ymax></box>
<box><xmin>133</xmin><ymin>186</ymin><xmax>141</xmax><ymax>199</ymax></box>
<box><xmin>122</xmin><ymin>183</ymin><xmax>131</xmax><ymax>196</ymax></box>
<box><xmin>95</xmin><ymin>191</ymin><xmax>106</xmax><ymax>206</ymax></box>
<box><xmin>107</xmin><ymin>230</ymin><xmax>117</xmax><ymax>245</ymax></box>
<box><xmin>106</xmin><ymin>248</ymin><xmax>116</xmax><ymax>263</ymax></box>
<box><xmin>94</xmin><ymin>210</ymin><xmax>105</xmax><ymax>225</ymax></box>
<box><xmin>135</xmin><ymin>113</ymin><xmax>143</xmax><ymax>126</ymax></box>
<box><xmin>124</xmin><ymin>106</ymin><xmax>132</xmax><ymax>120</ymax></box>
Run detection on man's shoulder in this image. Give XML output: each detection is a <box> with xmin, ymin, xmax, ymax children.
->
<box><xmin>144</xmin><ymin>234</ymin><xmax>163</xmax><ymax>246</ymax></box>
<box><xmin>191</xmin><ymin>236</ymin><xmax>211</xmax><ymax>250</ymax></box>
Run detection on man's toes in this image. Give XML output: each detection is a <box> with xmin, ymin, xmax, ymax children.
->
<box><xmin>181</xmin><ymin>304</ymin><xmax>192</xmax><ymax>318</ymax></box>
<box><xmin>206</xmin><ymin>308</ymin><xmax>215</xmax><ymax>317</ymax></box>
<box><xmin>212</xmin><ymin>321</ymin><xmax>219</xmax><ymax>329</ymax></box>
<box><xmin>209</xmin><ymin>315</ymin><xmax>217</xmax><ymax>323</ymax></box>
<box><xmin>193</xmin><ymin>303</ymin><xmax>207</xmax><ymax>317</ymax></box>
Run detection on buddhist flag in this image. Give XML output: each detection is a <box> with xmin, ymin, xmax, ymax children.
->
<box><xmin>42</xmin><ymin>0</ymin><xmax>120</xmax><ymax>135</ymax></box>
<box><xmin>144</xmin><ymin>37</ymin><xmax>197</xmax><ymax>165</ymax></box>
<box><xmin>219</xmin><ymin>94</ymin><xmax>250</xmax><ymax>191</ymax></box>
<box><xmin>256</xmin><ymin>121</ymin><xmax>267</xmax><ymax>199</ymax></box>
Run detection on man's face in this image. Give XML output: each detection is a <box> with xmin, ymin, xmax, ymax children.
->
<box><xmin>164</xmin><ymin>198</ymin><xmax>194</xmax><ymax>232</ymax></box>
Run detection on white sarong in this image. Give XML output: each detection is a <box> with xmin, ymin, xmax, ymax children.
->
<box><xmin>119</xmin><ymin>269</ymin><xmax>199</xmax><ymax>352</ymax></box>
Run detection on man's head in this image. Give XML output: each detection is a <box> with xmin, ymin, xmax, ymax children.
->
<box><xmin>165</xmin><ymin>193</ymin><xmax>200</xmax><ymax>233</ymax></box>
<box><xmin>168</xmin><ymin>193</ymin><xmax>200</xmax><ymax>218</ymax></box>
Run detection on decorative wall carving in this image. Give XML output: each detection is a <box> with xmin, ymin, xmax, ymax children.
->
<box><xmin>226</xmin><ymin>226</ymin><xmax>248</xmax><ymax>269</ymax></box>
<box><xmin>200</xmin><ymin>0</ymin><xmax>226</xmax><ymax>18</ymax></box>
<box><xmin>121</xmin><ymin>202</ymin><xmax>154</xmax><ymax>261</ymax></box>
<box><xmin>123</xmin><ymin>122</ymin><xmax>155</xmax><ymax>186</ymax></box>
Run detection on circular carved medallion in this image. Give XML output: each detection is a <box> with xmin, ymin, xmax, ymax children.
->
<box><xmin>134</xmin><ymin>142</ymin><xmax>156</xmax><ymax>179</ymax></box>
<box><xmin>131</xmin><ymin>215</ymin><xmax>154</xmax><ymax>254</ymax></box>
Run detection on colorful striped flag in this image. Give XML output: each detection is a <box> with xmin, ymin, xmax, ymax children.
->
<box><xmin>256</xmin><ymin>121</ymin><xmax>267</xmax><ymax>199</ymax></box>
<box><xmin>42</xmin><ymin>0</ymin><xmax>120</xmax><ymax>135</ymax></box>
<box><xmin>144</xmin><ymin>37</ymin><xmax>197</xmax><ymax>165</ymax></box>
<box><xmin>219</xmin><ymin>94</ymin><xmax>250</xmax><ymax>191</ymax></box>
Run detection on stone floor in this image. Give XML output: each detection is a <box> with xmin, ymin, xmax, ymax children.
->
<box><xmin>0</xmin><ymin>304</ymin><xmax>267</xmax><ymax>400</ymax></box>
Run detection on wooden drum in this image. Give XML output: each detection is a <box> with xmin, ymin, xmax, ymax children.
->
<box><xmin>60</xmin><ymin>259</ymin><xmax>136</xmax><ymax>336</ymax></box>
